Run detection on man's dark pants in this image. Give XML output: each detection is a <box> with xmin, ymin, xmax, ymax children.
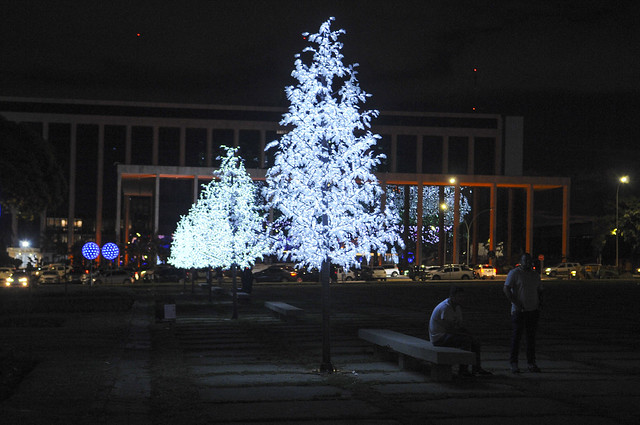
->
<box><xmin>433</xmin><ymin>333</ymin><xmax>481</xmax><ymax>369</ymax></box>
<box><xmin>510</xmin><ymin>309</ymin><xmax>540</xmax><ymax>366</ymax></box>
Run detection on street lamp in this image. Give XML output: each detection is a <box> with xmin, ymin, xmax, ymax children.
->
<box><xmin>462</xmin><ymin>208</ymin><xmax>493</xmax><ymax>265</ymax></box>
<box><xmin>616</xmin><ymin>175</ymin><xmax>629</xmax><ymax>268</ymax></box>
<box><xmin>440</xmin><ymin>203</ymin><xmax>448</xmax><ymax>266</ymax></box>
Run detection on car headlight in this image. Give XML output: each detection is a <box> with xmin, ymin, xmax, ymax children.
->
<box><xmin>5</xmin><ymin>278</ymin><xmax>12</xmax><ymax>286</ymax></box>
<box><xmin>19</xmin><ymin>277</ymin><xmax>28</xmax><ymax>286</ymax></box>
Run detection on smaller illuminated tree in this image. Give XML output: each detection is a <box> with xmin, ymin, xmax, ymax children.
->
<box><xmin>169</xmin><ymin>146</ymin><xmax>267</xmax><ymax>318</ymax></box>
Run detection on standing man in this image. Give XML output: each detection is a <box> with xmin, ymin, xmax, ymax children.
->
<box><xmin>429</xmin><ymin>286</ymin><xmax>492</xmax><ymax>376</ymax></box>
<box><xmin>504</xmin><ymin>253</ymin><xmax>543</xmax><ymax>373</ymax></box>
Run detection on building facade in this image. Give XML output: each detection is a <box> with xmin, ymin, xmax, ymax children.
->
<box><xmin>1</xmin><ymin>97</ymin><xmax>570</xmax><ymax>267</ymax></box>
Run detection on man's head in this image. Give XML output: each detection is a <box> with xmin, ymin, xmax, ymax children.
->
<box><xmin>449</xmin><ymin>285</ymin><xmax>464</xmax><ymax>306</ymax></box>
<box><xmin>520</xmin><ymin>253</ymin><xmax>533</xmax><ymax>271</ymax></box>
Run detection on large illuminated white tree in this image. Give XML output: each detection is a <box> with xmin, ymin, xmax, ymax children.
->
<box><xmin>169</xmin><ymin>146</ymin><xmax>267</xmax><ymax>318</ymax></box>
<box><xmin>264</xmin><ymin>18</ymin><xmax>403</xmax><ymax>371</ymax></box>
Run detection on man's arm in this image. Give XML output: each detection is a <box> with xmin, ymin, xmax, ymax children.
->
<box><xmin>503</xmin><ymin>273</ymin><xmax>523</xmax><ymax>311</ymax></box>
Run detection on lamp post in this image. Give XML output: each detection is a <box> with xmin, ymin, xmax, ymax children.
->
<box><xmin>616</xmin><ymin>175</ymin><xmax>629</xmax><ymax>268</ymax></box>
<box><xmin>440</xmin><ymin>203</ymin><xmax>448</xmax><ymax>266</ymax></box>
<box><xmin>462</xmin><ymin>208</ymin><xmax>493</xmax><ymax>265</ymax></box>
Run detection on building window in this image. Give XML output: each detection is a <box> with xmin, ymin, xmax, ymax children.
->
<box><xmin>448</xmin><ymin>136</ymin><xmax>469</xmax><ymax>175</ymax></box>
<box><xmin>158</xmin><ymin>127</ymin><xmax>180</xmax><ymax>166</ymax></box>
<box><xmin>131</xmin><ymin>126</ymin><xmax>153</xmax><ymax>165</ymax></box>
<box><xmin>422</xmin><ymin>136</ymin><xmax>443</xmax><ymax>174</ymax></box>
<box><xmin>211</xmin><ymin>129</ymin><xmax>234</xmax><ymax>167</ymax></box>
<box><xmin>474</xmin><ymin>137</ymin><xmax>496</xmax><ymax>175</ymax></box>
<box><xmin>239</xmin><ymin>130</ymin><xmax>261</xmax><ymax>169</ymax></box>
<box><xmin>186</xmin><ymin>128</ymin><xmax>207</xmax><ymax>167</ymax></box>
<box><xmin>396</xmin><ymin>135</ymin><xmax>417</xmax><ymax>173</ymax></box>
<box><xmin>374</xmin><ymin>134</ymin><xmax>391</xmax><ymax>172</ymax></box>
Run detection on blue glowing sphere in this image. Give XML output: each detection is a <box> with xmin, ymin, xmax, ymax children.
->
<box><xmin>101</xmin><ymin>242</ymin><xmax>120</xmax><ymax>260</ymax></box>
<box><xmin>82</xmin><ymin>242</ymin><xmax>100</xmax><ymax>260</ymax></box>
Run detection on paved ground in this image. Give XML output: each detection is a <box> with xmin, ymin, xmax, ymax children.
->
<box><xmin>1</xmin><ymin>279</ymin><xmax>639</xmax><ymax>424</ymax></box>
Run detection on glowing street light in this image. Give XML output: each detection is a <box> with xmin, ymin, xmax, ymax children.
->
<box><xmin>616</xmin><ymin>175</ymin><xmax>629</xmax><ymax>268</ymax></box>
<box><xmin>441</xmin><ymin>203</ymin><xmax>448</xmax><ymax>266</ymax></box>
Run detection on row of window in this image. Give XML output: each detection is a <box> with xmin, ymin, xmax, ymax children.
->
<box><xmin>25</xmin><ymin>122</ymin><xmax>496</xmax><ymax>175</ymax></box>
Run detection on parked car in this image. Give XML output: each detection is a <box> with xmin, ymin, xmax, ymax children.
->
<box><xmin>297</xmin><ymin>266</ymin><xmax>345</xmax><ymax>283</ymax></box>
<box><xmin>253</xmin><ymin>265</ymin><xmax>301</xmax><ymax>283</ymax></box>
<box><xmin>358</xmin><ymin>265</ymin><xmax>387</xmax><ymax>281</ymax></box>
<box><xmin>408</xmin><ymin>265</ymin><xmax>440</xmax><ymax>281</ymax></box>
<box><xmin>335</xmin><ymin>266</ymin><xmax>356</xmax><ymax>283</ymax></box>
<box><xmin>92</xmin><ymin>269</ymin><xmax>135</xmax><ymax>285</ymax></box>
<box><xmin>5</xmin><ymin>270</ymin><xmax>31</xmax><ymax>288</ymax></box>
<box><xmin>297</xmin><ymin>267</ymin><xmax>320</xmax><ymax>282</ymax></box>
<box><xmin>381</xmin><ymin>264</ymin><xmax>400</xmax><ymax>278</ymax></box>
<box><xmin>146</xmin><ymin>266</ymin><xmax>187</xmax><ymax>283</ymax></box>
<box><xmin>0</xmin><ymin>267</ymin><xmax>15</xmax><ymax>286</ymax></box>
<box><xmin>473</xmin><ymin>264</ymin><xmax>496</xmax><ymax>279</ymax></box>
<box><xmin>39</xmin><ymin>270</ymin><xmax>63</xmax><ymax>284</ymax></box>
<box><xmin>69</xmin><ymin>267</ymin><xmax>90</xmax><ymax>284</ymax></box>
<box><xmin>426</xmin><ymin>265</ymin><xmax>473</xmax><ymax>280</ymax></box>
<box><xmin>544</xmin><ymin>262</ymin><xmax>581</xmax><ymax>278</ymax></box>
<box><xmin>47</xmin><ymin>263</ymin><xmax>71</xmax><ymax>279</ymax></box>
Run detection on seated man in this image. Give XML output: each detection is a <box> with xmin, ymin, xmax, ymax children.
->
<box><xmin>429</xmin><ymin>286</ymin><xmax>492</xmax><ymax>376</ymax></box>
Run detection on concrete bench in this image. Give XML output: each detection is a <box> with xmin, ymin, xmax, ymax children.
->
<box><xmin>358</xmin><ymin>328</ymin><xmax>475</xmax><ymax>381</ymax></box>
<box><xmin>264</xmin><ymin>301</ymin><xmax>304</xmax><ymax>322</ymax></box>
<box><xmin>227</xmin><ymin>290</ymin><xmax>251</xmax><ymax>303</ymax></box>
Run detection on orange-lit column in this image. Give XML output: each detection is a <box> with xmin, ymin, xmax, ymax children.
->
<box><xmin>526</xmin><ymin>184</ymin><xmax>534</xmax><ymax>255</ymax></box>
<box><xmin>416</xmin><ymin>182</ymin><xmax>423</xmax><ymax>267</ymax></box>
<box><xmin>154</xmin><ymin>174</ymin><xmax>160</xmax><ymax>235</ymax></box>
<box><xmin>452</xmin><ymin>183</ymin><xmax>460</xmax><ymax>264</ymax></box>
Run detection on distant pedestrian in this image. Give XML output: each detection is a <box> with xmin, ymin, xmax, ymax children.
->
<box><xmin>241</xmin><ymin>267</ymin><xmax>254</xmax><ymax>293</ymax></box>
<box><xmin>429</xmin><ymin>286</ymin><xmax>492</xmax><ymax>376</ymax></box>
<box><xmin>504</xmin><ymin>253</ymin><xmax>544</xmax><ymax>373</ymax></box>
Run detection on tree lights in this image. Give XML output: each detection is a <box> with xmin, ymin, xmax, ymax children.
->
<box><xmin>263</xmin><ymin>18</ymin><xmax>403</xmax><ymax>371</ymax></box>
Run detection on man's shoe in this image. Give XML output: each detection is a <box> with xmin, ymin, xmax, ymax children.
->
<box><xmin>528</xmin><ymin>364</ymin><xmax>541</xmax><ymax>373</ymax></box>
<box><xmin>510</xmin><ymin>364</ymin><xmax>521</xmax><ymax>374</ymax></box>
<box><xmin>473</xmin><ymin>367</ymin><xmax>493</xmax><ymax>376</ymax></box>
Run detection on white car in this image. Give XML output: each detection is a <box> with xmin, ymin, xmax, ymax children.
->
<box><xmin>371</xmin><ymin>266</ymin><xmax>387</xmax><ymax>281</ymax></box>
<box><xmin>426</xmin><ymin>265</ymin><xmax>474</xmax><ymax>280</ymax></box>
<box><xmin>381</xmin><ymin>264</ymin><xmax>400</xmax><ymax>278</ymax></box>
<box><xmin>47</xmin><ymin>263</ymin><xmax>71</xmax><ymax>279</ymax></box>
<box><xmin>39</xmin><ymin>270</ymin><xmax>62</xmax><ymax>284</ymax></box>
<box><xmin>473</xmin><ymin>264</ymin><xmax>496</xmax><ymax>279</ymax></box>
<box><xmin>335</xmin><ymin>266</ymin><xmax>356</xmax><ymax>282</ymax></box>
<box><xmin>0</xmin><ymin>267</ymin><xmax>14</xmax><ymax>279</ymax></box>
<box><xmin>0</xmin><ymin>267</ymin><xmax>15</xmax><ymax>286</ymax></box>
<box><xmin>544</xmin><ymin>262</ymin><xmax>581</xmax><ymax>278</ymax></box>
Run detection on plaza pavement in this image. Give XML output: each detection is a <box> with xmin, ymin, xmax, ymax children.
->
<box><xmin>2</xmin><ymin>279</ymin><xmax>639</xmax><ymax>424</ymax></box>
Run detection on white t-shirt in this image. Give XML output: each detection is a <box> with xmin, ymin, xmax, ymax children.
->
<box><xmin>429</xmin><ymin>298</ymin><xmax>463</xmax><ymax>343</ymax></box>
<box><xmin>504</xmin><ymin>267</ymin><xmax>542</xmax><ymax>313</ymax></box>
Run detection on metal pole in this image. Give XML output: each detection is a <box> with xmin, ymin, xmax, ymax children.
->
<box><xmin>464</xmin><ymin>221</ymin><xmax>470</xmax><ymax>265</ymax></box>
<box><xmin>616</xmin><ymin>183</ymin><xmax>620</xmax><ymax>268</ymax></box>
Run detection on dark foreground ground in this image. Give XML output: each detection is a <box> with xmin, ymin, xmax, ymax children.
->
<box><xmin>1</xmin><ymin>279</ymin><xmax>639</xmax><ymax>424</ymax></box>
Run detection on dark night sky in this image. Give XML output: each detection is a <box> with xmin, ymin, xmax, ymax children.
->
<box><xmin>2</xmin><ymin>0</ymin><xmax>640</xmax><ymax>209</ymax></box>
